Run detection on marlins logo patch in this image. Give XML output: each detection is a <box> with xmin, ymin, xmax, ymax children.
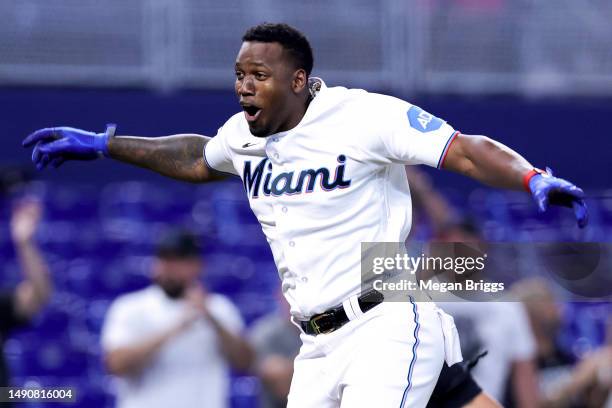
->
<box><xmin>407</xmin><ymin>106</ymin><xmax>443</xmax><ymax>133</ymax></box>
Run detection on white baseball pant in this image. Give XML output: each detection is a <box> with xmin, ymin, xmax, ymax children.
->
<box><xmin>287</xmin><ymin>299</ymin><xmax>461</xmax><ymax>408</ymax></box>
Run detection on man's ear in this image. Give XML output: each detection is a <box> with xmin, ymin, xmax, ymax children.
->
<box><xmin>292</xmin><ymin>69</ymin><xmax>307</xmax><ymax>94</ymax></box>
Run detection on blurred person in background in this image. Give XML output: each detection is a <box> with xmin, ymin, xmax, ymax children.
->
<box><xmin>407</xmin><ymin>167</ymin><xmax>540</xmax><ymax>408</ymax></box>
<box><xmin>0</xmin><ymin>199</ymin><xmax>52</xmax><ymax>388</ymax></box>
<box><xmin>512</xmin><ymin>278</ymin><xmax>611</xmax><ymax>408</ymax></box>
<box><xmin>101</xmin><ymin>228</ymin><xmax>253</xmax><ymax>408</ymax></box>
<box><xmin>249</xmin><ymin>290</ymin><xmax>301</xmax><ymax>408</ymax></box>
<box><xmin>438</xmin><ymin>297</ymin><xmax>539</xmax><ymax>408</ymax></box>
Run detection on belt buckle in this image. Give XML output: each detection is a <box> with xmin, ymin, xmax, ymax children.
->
<box><xmin>310</xmin><ymin>312</ymin><xmax>334</xmax><ymax>335</ymax></box>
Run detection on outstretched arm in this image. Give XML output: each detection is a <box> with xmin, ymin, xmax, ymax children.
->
<box><xmin>108</xmin><ymin>134</ymin><xmax>220</xmax><ymax>183</ymax></box>
<box><xmin>22</xmin><ymin>125</ymin><xmax>224</xmax><ymax>183</ymax></box>
<box><xmin>441</xmin><ymin>134</ymin><xmax>532</xmax><ymax>190</ymax></box>
<box><xmin>441</xmin><ymin>133</ymin><xmax>587</xmax><ymax>227</ymax></box>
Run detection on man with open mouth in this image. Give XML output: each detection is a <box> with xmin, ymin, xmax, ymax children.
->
<box><xmin>23</xmin><ymin>22</ymin><xmax>587</xmax><ymax>408</ymax></box>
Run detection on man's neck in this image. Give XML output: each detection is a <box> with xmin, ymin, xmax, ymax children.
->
<box><xmin>279</xmin><ymin>93</ymin><xmax>311</xmax><ymax>133</ymax></box>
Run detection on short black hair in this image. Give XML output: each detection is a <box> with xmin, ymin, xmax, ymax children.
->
<box><xmin>156</xmin><ymin>228</ymin><xmax>202</xmax><ymax>259</ymax></box>
<box><xmin>242</xmin><ymin>23</ymin><xmax>314</xmax><ymax>76</ymax></box>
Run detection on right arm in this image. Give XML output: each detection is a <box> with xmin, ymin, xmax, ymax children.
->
<box><xmin>511</xmin><ymin>360</ymin><xmax>540</xmax><ymax>408</ymax></box>
<box><xmin>23</xmin><ymin>126</ymin><xmax>226</xmax><ymax>183</ymax></box>
<box><xmin>108</xmin><ymin>134</ymin><xmax>223</xmax><ymax>183</ymax></box>
<box><xmin>11</xmin><ymin>200</ymin><xmax>52</xmax><ymax>320</ymax></box>
<box><xmin>105</xmin><ymin>315</ymin><xmax>195</xmax><ymax>377</ymax></box>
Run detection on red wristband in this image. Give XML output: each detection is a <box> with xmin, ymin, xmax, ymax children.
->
<box><xmin>523</xmin><ymin>168</ymin><xmax>544</xmax><ymax>192</ymax></box>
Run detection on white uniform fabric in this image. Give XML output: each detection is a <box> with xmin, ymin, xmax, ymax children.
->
<box><xmin>205</xmin><ymin>79</ymin><xmax>458</xmax><ymax>318</ymax></box>
<box><xmin>288</xmin><ymin>301</ymin><xmax>448</xmax><ymax>408</ymax></box>
<box><xmin>205</xmin><ymin>79</ymin><xmax>462</xmax><ymax>407</ymax></box>
<box><xmin>438</xmin><ymin>301</ymin><xmax>536</xmax><ymax>401</ymax></box>
<box><xmin>101</xmin><ymin>285</ymin><xmax>244</xmax><ymax>408</ymax></box>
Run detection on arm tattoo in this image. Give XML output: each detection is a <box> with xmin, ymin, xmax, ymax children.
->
<box><xmin>108</xmin><ymin>134</ymin><xmax>215</xmax><ymax>182</ymax></box>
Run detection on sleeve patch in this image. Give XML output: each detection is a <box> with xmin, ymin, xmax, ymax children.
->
<box><xmin>407</xmin><ymin>106</ymin><xmax>443</xmax><ymax>133</ymax></box>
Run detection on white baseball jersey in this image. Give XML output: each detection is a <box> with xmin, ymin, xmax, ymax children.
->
<box><xmin>205</xmin><ymin>79</ymin><xmax>458</xmax><ymax>319</ymax></box>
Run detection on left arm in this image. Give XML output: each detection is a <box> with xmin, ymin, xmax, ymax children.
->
<box><xmin>441</xmin><ymin>133</ymin><xmax>532</xmax><ymax>190</ymax></box>
<box><xmin>206</xmin><ymin>314</ymin><xmax>255</xmax><ymax>372</ymax></box>
<box><xmin>185</xmin><ymin>285</ymin><xmax>254</xmax><ymax>371</ymax></box>
<box><xmin>441</xmin><ymin>133</ymin><xmax>587</xmax><ymax>227</ymax></box>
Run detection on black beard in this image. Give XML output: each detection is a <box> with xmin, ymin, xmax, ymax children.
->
<box><xmin>157</xmin><ymin>281</ymin><xmax>186</xmax><ymax>299</ymax></box>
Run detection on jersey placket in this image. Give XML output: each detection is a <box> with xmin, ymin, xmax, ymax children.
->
<box><xmin>265</xmin><ymin>136</ymin><xmax>313</xmax><ymax>315</ymax></box>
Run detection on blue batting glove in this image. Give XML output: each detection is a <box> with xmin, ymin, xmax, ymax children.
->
<box><xmin>22</xmin><ymin>124</ymin><xmax>116</xmax><ymax>170</ymax></box>
<box><xmin>527</xmin><ymin>167</ymin><xmax>588</xmax><ymax>228</ymax></box>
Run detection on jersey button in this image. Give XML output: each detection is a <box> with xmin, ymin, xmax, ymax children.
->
<box><xmin>289</xmin><ymin>241</ymin><xmax>295</xmax><ymax>247</ymax></box>
<box><xmin>301</xmin><ymin>277</ymin><xmax>308</xmax><ymax>283</ymax></box>
<box><xmin>272</xmin><ymin>137</ymin><xmax>279</xmax><ymax>142</ymax></box>
<box><xmin>274</xmin><ymin>153</ymin><xmax>280</xmax><ymax>159</ymax></box>
<box><xmin>282</xmin><ymin>281</ymin><xmax>296</xmax><ymax>290</ymax></box>
<box><xmin>282</xmin><ymin>206</ymin><xmax>288</xmax><ymax>213</ymax></box>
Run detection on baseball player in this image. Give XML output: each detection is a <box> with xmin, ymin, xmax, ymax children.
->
<box><xmin>22</xmin><ymin>23</ymin><xmax>587</xmax><ymax>408</ymax></box>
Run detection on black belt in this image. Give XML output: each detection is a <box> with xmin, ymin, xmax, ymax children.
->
<box><xmin>299</xmin><ymin>290</ymin><xmax>384</xmax><ymax>336</ymax></box>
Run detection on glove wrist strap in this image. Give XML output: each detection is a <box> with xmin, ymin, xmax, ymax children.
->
<box><xmin>523</xmin><ymin>168</ymin><xmax>545</xmax><ymax>192</ymax></box>
<box><xmin>98</xmin><ymin>123</ymin><xmax>117</xmax><ymax>158</ymax></box>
